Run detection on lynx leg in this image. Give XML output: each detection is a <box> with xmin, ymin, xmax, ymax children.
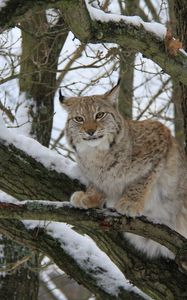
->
<box><xmin>115</xmin><ymin>174</ymin><xmax>154</xmax><ymax>217</ymax></box>
<box><xmin>115</xmin><ymin>194</ymin><xmax>145</xmax><ymax>217</ymax></box>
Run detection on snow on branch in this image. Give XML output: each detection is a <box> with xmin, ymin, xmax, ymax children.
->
<box><xmin>25</xmin><ymin>221</ymin><xmax>148</xmax><ymax>299</ymax></box>
<box><xmin>0</xmin><ymin>218</ymin><xmax>147</xmax><ymax>300</ymax></box>
<box><xmin>0</xmin><ymin>205</ymin><xmax>186</xmax><ymax>299</ymax></box>
<box><xmin>74</xmin><ymin>0</ymin><xmax>187</xmax><ymax>85</ymax></box>
<box><xmin>0</xmin><ymin>1</ymin><xmax>187</xmax><ymax>85</ymax></box>
<box><xmin>85</xmin><ymin>0</ymin><xmax>167</xmax><ymax>39</ymax></box>
<box><xmin>0</xmin><ymin>114</ymin><xmax>83</xmax><ymax>182</ymax></box>
<box><xmin>0</xmin><ymin>114</ymin><xmax>85</xmax><ymax>200</ymax></box>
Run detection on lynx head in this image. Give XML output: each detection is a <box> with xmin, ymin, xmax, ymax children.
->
<box><xmin>59</xmin><ymin>80</ymin><xmax>124</xmax><ymax>151</ymax></box>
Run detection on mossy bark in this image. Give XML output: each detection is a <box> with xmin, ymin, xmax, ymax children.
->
<box><xmin>0</xmin><ymin>139</ymin><xmax>84</xmax><ymax>201</ymax></box>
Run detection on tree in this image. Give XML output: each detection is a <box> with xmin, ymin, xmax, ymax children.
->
<box><xmin>0</xmin><ymin>1</ymin><xmax>187</xmax><ymax>299</ymax></box>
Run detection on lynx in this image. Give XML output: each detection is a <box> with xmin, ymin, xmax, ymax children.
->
<box><xmin>60</xmin><ymin>81</ymin><xmax>187</xmax><ymax>259</ymax></box>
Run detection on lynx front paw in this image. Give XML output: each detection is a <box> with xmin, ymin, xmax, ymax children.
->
<box><xmin>70</xmin><ymin>188</ymin><xmax>104</xmax><ymax>209</ymax></box>
<box><xmin>115</xmin><ymin>197</ymin><xmax>144</xmax><ymax>217</ymax></box>
<box><xmin>70</xmin><ymin>191</ymin><xmax>89</xmax><ymax>209</ymax></box>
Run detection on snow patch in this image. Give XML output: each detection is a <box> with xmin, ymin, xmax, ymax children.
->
<box><xmin>0</xmin><ymin>191</ymin><xmax>18</xmax><ymax>204</ymax></box>
<box><xmin>13</xmin><ymin>92</ymin><xmax>36</xmax><ymax>137</ymax></box>
<box><xmin>85</xmin><ymin>0</ymin><xmax>166</xmax><ymax>39</ymax></box>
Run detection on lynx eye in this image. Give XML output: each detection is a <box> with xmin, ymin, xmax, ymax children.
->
<box><xmin>95</xmin><ymin>112</ymin><xmax>106</xmax><ymax>120</ymax></box>
<box><xmin>73</xmin><ymin>116</ymin><xmax>84</xmax><ymax>123</ymax></box>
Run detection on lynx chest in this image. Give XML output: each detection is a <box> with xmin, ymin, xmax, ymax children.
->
<box><xmin>76</xmin><ymin>144</ymin><xmax>131</xmax><ymax>197</ymax></box>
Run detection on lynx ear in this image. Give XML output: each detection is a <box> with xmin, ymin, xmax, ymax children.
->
<box><xmin>105</xmin><ymin>78</ymin><xmax>121</xmax><ymax>106</ymax></box>
<box><xmin>59</xmin><ymin>89</ymin><xmax>70</xmax><ymax>110</ymax></box>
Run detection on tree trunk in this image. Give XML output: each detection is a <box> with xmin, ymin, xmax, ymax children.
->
<box><xmin>0</xmin><ymin>237</ymin><xmax>39</xmax><ymax>300</ymax></box>
<box><xmin>174</xmin><ymin>1</ymin><xmax>187</xmax><ymax>153</ymax></box>
<box><xmin>20</xmin><ymin>8</ymin><xmax>68</xmax><ymax>146</ymax></box>
<box><xmin>172</xmin><ymin>81</ymin><xmax>184</xmax><ymax>147</ymax></box>
<box><xmin>168</xmin><ymin>1</ymin><xmax>185</xmax><ymax>148</ymax></box>
<box><xmin>0</xmin><ymin>7</ymin><xmax>69</xmax><ymax>300</ymax></box>
<box><xmin>118</xmin><ymin>0</ymin><xmax>139</xmax><ymax>119</ymax></box>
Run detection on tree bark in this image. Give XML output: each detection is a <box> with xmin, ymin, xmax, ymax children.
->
<box><xmin>172</xmin><ymin>81</ymin><xmax>185</xmax><ymax>147</ymax></box>
<box><xmin>0</xmin><ymin>201</ymin><xmax>186</xmax><ymax>255</ymax></box>
<box><xmin>118</xmin><ymin>0</ymin><xmax>139</xmax><ymax>119</ymax></box>
<box><xmin>174</xmin><ymin>1</ymin><xmax>187</xmax><ymax>153</ymax></box>
<box><xmin>168</xmin><ymin>1</ymin><xmax>185</xmax><ymax>148</ymax></box>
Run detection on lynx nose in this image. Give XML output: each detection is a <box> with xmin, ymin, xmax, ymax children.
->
<box><xmin>86</xmin><ymin>129</ymin><xmax>95</xmax><ymax>136</ymax></box>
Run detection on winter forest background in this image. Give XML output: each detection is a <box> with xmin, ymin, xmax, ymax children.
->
<box><xmin>0</xmin><ymin>0</ymin><xmax>187</xmax><ymax>299</ymax></box>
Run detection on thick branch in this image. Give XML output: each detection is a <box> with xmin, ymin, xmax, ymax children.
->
<box><xmin>0</xmin><ymin>138</ymin><xmax>84</xmax><ymax>200</ymax></box>
<box><xmin>0</xmin><ymin>201</ymin><xmax>186</xmax><ymax>256</ymax></box>
<box><xmin>0</xmin><ymin>201</ymin><xmax>187</xmax><ymax>299</ymax></box>
<box><xmin>0</xmin><ymin>1</ymin><xmax>187</xmax><ymax>85</ymax></box>
<box><xmin>62</xmin><ymin>1</ymin><xmax>187</xmax><ymax>86</ymax></box>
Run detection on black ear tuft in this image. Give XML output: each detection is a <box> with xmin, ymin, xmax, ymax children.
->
<box><xmin>117</xmin><ymin>77</ymin><xmax>121</xmax><ymax>86</ymax></box>
<box><xmin>105</xmin><ymin>78</ymin><xmax>121</xmax><ymax>106</ymax></box>
<box><xmin>59</xmin><ymin>89</ymin><xmax>64</xmax><ymax>104</ymax></box>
